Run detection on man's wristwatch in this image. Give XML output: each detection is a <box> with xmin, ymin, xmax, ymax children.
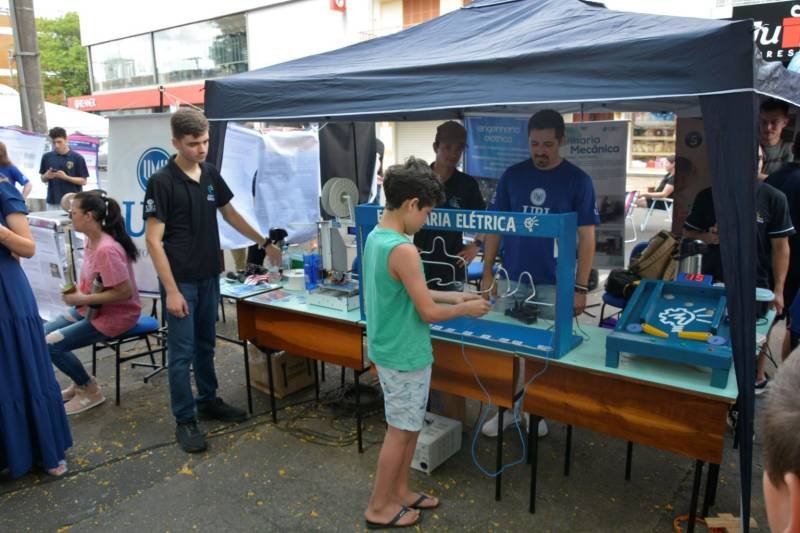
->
<box><xmin>574</xmin><ymin>283</ymin><xmax>589</xmax><ymax>294</ymax></box>
<box><xmin>473</xmin><ymin>238</ymin><xmax>483</xmax><ymax>248</ymax></box>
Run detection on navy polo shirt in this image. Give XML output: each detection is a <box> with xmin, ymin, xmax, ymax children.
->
<box><xmin>39</xmin><ymin>149</ymin><xmax>88</xmax><ymax>205</ymax></box>
<box><xmin>143</xmin><ymin>156</ymin><xmax>234</xmax><ymax>282</ymax></box>
<box><xmin>491</xmin><ymin>158</ymin><xmax>600</xmax><ymax>284</ymax></box>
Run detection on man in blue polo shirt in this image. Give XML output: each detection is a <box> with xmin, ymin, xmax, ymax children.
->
<box><xmin>39</xmin><ymin>127</ymin><xmax>88</xmax><ymax>210</ymax></box>
<box><xmin>480</xmin><ymin>109</ymin><xmax>600</xmax><ymax>437</ymax></box>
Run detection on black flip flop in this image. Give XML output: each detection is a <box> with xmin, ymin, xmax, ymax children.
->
<box><xmin>410</xmin><ymin>493</ymin><xmax>440</xmax><ymax>510</ymax></box>
<box><xmin>365</xmin><ymin>506</ymin><xmax>422</xmax><ymax>530</ymax></box>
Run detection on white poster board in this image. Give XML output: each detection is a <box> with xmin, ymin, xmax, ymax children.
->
<box><xmin>217</xmin><ymin>123</ymin><xmax>264</xmax><ymax>249</ymax></box>
<box><xmin>562</xmin><ymin>120</ymin><xmax>629</xmax><ymax>268</ymax></box>
<box><xmin>255</xmin><ymin>129</ymin><xmax>321</xmax><ymax>244</ymax></box>
<box><xmin>0</xmin><ymin>127</ymin><xmax>48</xmax><ymax>199</ymax></box>
<box><xmin>106</xmin><ymin>114</ymin><xmax>172</xmax><ymax>294</ymax></box>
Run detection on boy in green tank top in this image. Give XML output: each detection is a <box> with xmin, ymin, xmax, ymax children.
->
<box><xmin>363</xmin><ymin>157</ymin><xmax>491</xmax><ymax>529</ymax></box>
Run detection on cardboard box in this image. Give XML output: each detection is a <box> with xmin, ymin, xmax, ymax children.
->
<box><xmin>248</xmin><ymin>347</ymin><xmax>315</xmax><ymax>399</ymax></box>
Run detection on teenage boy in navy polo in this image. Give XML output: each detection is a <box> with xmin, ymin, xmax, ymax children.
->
<box><xmin>39</xmin><ymin>127</ymin><xmax>88</xmax><ymax>211</ymax></box>
<box><xmin>144</xmin><ymin>108</ymin><xmax>281</xmax><ymax>453</ymax></box>
<box><xmin>480</xmin><ymin>109</ymin><xmax>600</xmax><ymax>438</ymax></box>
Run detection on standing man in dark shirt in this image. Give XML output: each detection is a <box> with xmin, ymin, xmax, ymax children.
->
<box><xmin>144</xmin><ymin>108</ymin><xmax>280</xmax><ymax>453</ymax></box>
<box><xmin>413</xmin><ymin>121</ymin><xmax>486</xmax><ymax>290</ymax></box>
<box><xmin>39</xmin><ymin>127</ymin><xmax>88</xmax><ymax>210</ymax></box>
<box><xmin>766</xmin><ymin>132</ymin><xmax>800</xmax><ymax>363</ymax></box>
<box><xmin>759</xmin><ymin>98</ymin><xmax>793</xmax><ymax>180</ymax></box>
<box><xmin>684</xmin><ymin>146</ymin><xmax>794</xmax><ymax>392</ymax></box>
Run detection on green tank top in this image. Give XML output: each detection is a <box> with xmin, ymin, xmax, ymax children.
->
<box><xmin>363</xmin><ymin>227</ymin><xmax>433</xmax><ymax>371</ymax></box>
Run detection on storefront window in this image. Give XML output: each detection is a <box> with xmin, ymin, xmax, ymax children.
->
<box><xmin>154</xmin><ymin>14</ymin><xmax>248</xmax><ymax>84</ymax></box>
<box><xmin>90</xmin><ymin>34</ymin><xmax>156</xmax><ymax>92</ymax></box>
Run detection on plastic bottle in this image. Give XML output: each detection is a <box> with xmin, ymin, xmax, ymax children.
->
<box><xmin>281</xmin><ymin>244</ymin><xmax>291</xmax><ymax>273</ymax></box>
<box><xmin>303</xmin><ymin>243</ymin><xmax>318</xmax><ymax>290</ymax></box>
<box><xmin>85</xmin><ymin>274</ymin><xmax>103</xmax><ymax>320</ymax></box>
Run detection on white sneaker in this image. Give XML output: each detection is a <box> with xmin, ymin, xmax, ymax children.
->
<box><xmin>481</xmin><ymin>412</ymin><xmax>548</xmax><ymax>438</ymax></box>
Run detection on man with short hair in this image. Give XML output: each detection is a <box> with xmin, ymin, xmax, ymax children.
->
<box><xmin>414</xmin><ymin>121</ymin><xmax>486</xmax><ymax>290</ymax></box>
<box><xmin>480</xmin><ymin>109</ymin><xmax>600</xmax><ymax>437</ymax></box>
<box><xmin>759</xmin><ymin>98</ymin><xmax>793</xmax><ymax>180</ymax></box>
<box><xmin>144</xmin><ymin>107</ymin><xmax>280</xmax><ymax>453</ymax></box>
<box><xmin>766</xmin><ymin>131</ymin><xmax>800</xmax><ymax>364</ymax></box>
<box><xmin>39</xmin><ymin>127</ymin><xmax>88</xmax><ymax>210</ymax></box>
<box><xmin>684</xmin><ymin>145</ymin><xmax>794</xmax><ymax>392</ymax></box>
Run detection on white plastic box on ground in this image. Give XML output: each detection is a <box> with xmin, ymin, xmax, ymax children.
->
<box><xmin>411</xmin><ymin>412</ymin><xmax>462</xmax><ymax>475</ymax></box>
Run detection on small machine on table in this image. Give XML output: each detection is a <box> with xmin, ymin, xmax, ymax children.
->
<box><xmin>605</xmin><ymin>275</ymin><xmax>732</xmax><ymax>388</ymax></box>
<box><xmin>309</xmin><ymin>177</ymin><xmax>360</xmax><ymax>312</ymax></box>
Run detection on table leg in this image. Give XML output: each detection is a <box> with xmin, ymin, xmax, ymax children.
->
<box><xmin>564</xmin><ymin>424</ymin><xmax>573</xmax><ymax>477</ymax></box>
<box><xmin>687</xmin><ymin>460</ymin><xmax>704</xmax><ymax>533</ymax></box>
<box><xmin>625</xmin><ymin>441</ymin><xmax>633</xmax><ymax>481</ymax></box>
<box><xmin>529</xmin><ymin>414</ymin><xmax>541</xmax><ymax>514</ymax></box>
<box><xmin>321</xmin><ymin>361</ymin><xmax>326</xmax><ymax>382</ymax></box>
<box><xmin>702</xmin><ymin>463</ymin><xmax>720</xmax><ymax>517</ymax></box>
<box><xmin>356</xmin><ymin>370</ymin><xmax>363</xmax><ymax>454</ymax></box>
<box><xmin>314</xmin><ymin>360</ymin><xmax>320</xmax><ymax>401</ymax></box>
<box><xmin>243</xmin><ymin>340</ymin><xmax>253</xmax><ymax>415</ymax></box>
<box><xmin>495</xmin><ymin>407</ymin><xmax>505</xmax><ymax>501</ymax></box>
<box><xmin>266</xmin><ymin>350</ymin><xmax>277</xmax><ymax>424</ymax></box>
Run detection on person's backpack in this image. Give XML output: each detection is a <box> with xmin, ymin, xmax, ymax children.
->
<box><xmin>605</xmin><ymin>268</ymin><xmax>640</xmax><ymax>301</ymax></box>
<box><xmin>629</xmin><ymin>230</ymin><xmax>679</xmax><ymax>280</ymax></box>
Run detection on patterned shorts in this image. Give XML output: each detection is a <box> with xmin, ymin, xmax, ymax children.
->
<box><xmin>376</xmin><ymin>364</ymin><xmax>432</xmax><ymax>432</ymax></box>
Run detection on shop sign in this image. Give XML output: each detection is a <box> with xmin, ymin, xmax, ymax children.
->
<box><xmin>733</xmin><ymin>1</ymin><xmax>800</xmax><ymax>67</ymax></box>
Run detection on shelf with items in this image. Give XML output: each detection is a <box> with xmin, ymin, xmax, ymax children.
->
<box><xmin>629</xmin><ymin>112</ymin><xmax>677</xmax><ymax>173</ymax></box>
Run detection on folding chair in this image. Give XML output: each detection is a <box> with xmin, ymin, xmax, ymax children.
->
<box><xmin>640</xmin><ymin>198</ymin><xmax>673</xmax><ymax>232</ymax></box>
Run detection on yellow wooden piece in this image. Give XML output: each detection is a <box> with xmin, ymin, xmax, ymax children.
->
<box><xmin>705</xmin><ymin>512</ymin><xmax>757</xmax><ymax>530</ymax></box>
<box><xmin>641</xmin><ymin>322</ymin><xmax>669</xmax><ymax>338</ymax></box>
<box><xmin>677</xmin><ymin>330</ymin><xmax>712</xmax><ymax>342</ymax></box>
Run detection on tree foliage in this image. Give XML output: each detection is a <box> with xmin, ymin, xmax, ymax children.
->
<box><xmin>36</xmin><ymin>12</ymin><xmax>89</xmax><ymax>104</ymax></box>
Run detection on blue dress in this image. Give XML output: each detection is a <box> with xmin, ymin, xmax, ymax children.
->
<box><xmin>0</xmin><ymin>181</ymin><xmax>72</xmax><ymax>478</ymax></box>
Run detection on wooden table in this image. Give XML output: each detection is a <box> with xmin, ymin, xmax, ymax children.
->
<box><xmin>236</xmin><ymin>291</ymin><xmax>369</xmax><ymax>449</ymax></box>
<box><xmin>233</xmin><ymin>294</ymin><xmax>756</xmax><ymax>525</ymax></box>
<box><xmin>520</xmin><ymin>318</ymin><xmax>771</xmax><ymax>533</ymax></box>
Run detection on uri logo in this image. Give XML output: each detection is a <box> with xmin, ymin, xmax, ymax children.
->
<box><xmin>137</xmin><ymin>148</ymin><xmax>170</xmax><ymax>191</ymax></box>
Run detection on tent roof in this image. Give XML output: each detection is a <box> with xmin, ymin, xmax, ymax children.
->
<box><xmin>0</xmin><ymin>84</ymin><xmax>109</xmax><ymax>138</ymax></box>
<box><xmin>205</xmin><ymin>0</ymin><xmax>768</xmax><ymax>122</ymax></box>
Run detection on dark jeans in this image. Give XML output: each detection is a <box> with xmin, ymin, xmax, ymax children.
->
<box><xmin>161</xmin><ymin>277</ymin><xmax>220</xmax><ymax>423</ymax></box>
<box><xmin>44</xmin><ymin>307</ymin><xmax>107</xmax><ymax>387</ymax></box>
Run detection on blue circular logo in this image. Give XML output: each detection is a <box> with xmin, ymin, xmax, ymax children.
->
<box><xmin>137</xmin><ymin>148</ymin><xmax>170</xmax><ymax>191</ymax></box>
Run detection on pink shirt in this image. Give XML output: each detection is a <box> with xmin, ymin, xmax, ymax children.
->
<box><xmin>78</xmin><ymin>232</ymin><xmax>141</xmax><ymax>337</ymax></box>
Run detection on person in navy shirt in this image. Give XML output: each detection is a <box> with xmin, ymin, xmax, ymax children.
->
<box><xmin>39</xmin><ymin>127</ymin><xmax>88</xmax><ymax>210</ymax></box>
<box><xmin>0</xmin><ymin>141</ymin><xmax>32</xmax><ymax>198</ymax></box>
<box><xmin>480</xmin><ymin>109</ymin><xmax>600</xmax><ymax>439</ymax></box>
<box><xmin>481</xmin><ymin>109</ymin><xmax>599</xmax><ymax>316</ymax></box>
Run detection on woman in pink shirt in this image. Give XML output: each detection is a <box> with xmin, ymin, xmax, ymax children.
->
<box><xmin>45</xmin><ymin>190</ymin><xmax>141</xmax><ymax>415</ymax></box>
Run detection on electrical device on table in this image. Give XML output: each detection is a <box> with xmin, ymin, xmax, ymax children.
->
<box><xmin>309</xmin><ymin>177</ymin><xmax>360</xmax><ymax>311</ymax></box>
<box><xmin>355</xmin><ymin>205</ymin><xmax>582</xmax><ymax>359</ymax></box>
<box><xmin>605</xmin><ymin>275</ymin><xmax>734</xmax><ymax>388</ymax></box>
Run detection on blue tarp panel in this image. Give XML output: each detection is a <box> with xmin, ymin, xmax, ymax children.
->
<box><xmin>204</xmin><ymin>0</ymin><xmax>756</xmax><ymax>122</ymax></box>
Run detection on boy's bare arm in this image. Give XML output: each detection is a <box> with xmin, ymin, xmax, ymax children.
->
<box><xmin>390</xmin><ymin>244</ymin><xmax>490</xmax><ymax>323</ymax></box>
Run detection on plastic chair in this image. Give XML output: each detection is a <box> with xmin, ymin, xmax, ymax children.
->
<box><xmin>598</xmin><ymin>242</ymin><xmax>649</xmax><ymax>326</ymax></box>
<box><xmin>92</xmin><ymin>316</ymin><xmax>166</xmax><ymax>405</ymax></box>
<box><xmin>639</xmin><ymin>198</ymin><xmax>673</xmax><ymax>232</ymax></box>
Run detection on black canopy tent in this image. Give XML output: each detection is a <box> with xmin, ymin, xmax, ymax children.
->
<box><xmin>204</xmin><ymin>0</ymin><xmax>800</xmax><ymax>528</ymax></box>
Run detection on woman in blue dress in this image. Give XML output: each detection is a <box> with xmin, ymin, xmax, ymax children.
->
<box><xmin>0</xmin><ymin>178</ymin><xmax>72</xmax><ymax>478</ymax></box>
